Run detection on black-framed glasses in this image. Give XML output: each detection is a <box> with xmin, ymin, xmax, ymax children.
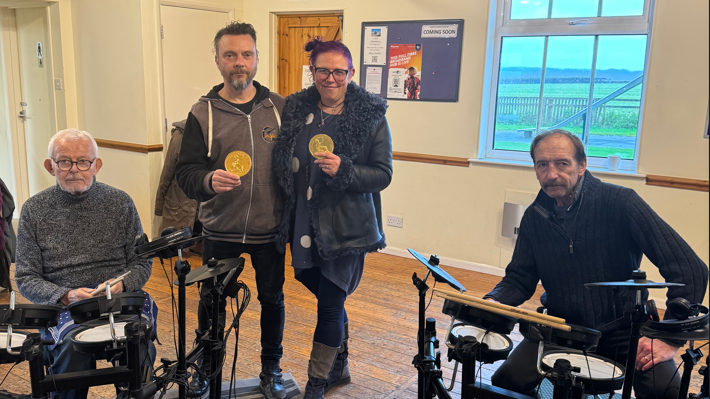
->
<box><xmin>53</xmin><ymin>159</ymin><xmax>95</xmax><ymax>171</ymax></box>
<box><xmin>313</xmin><ymin>68</ymin><xmax>350</xmax><ymax>83</ymax></box>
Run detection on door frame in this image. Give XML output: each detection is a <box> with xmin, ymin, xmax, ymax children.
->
<box><xmin>157</xmin><ymin>0</ymin><xmax>234</xmax><ymax>147</ymax></box>
<box><xmin>269</xmin><ymin>10</ymin><xmax>344</xmax><ymax>93</ymax></box>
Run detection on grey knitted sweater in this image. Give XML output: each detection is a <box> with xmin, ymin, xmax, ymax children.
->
<box><xmin>15</xmin><ymin>182</ymin><xmax>152</xmax><ymax>305</ymax></box>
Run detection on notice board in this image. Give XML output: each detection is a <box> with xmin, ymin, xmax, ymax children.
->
<box><xmin>359</xmin><ymin>19</ymin><xmax>464</xmax><ymax>102</ymax></box>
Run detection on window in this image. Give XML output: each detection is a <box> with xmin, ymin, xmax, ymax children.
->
<box><xmin>482</xmin><ymin>0</ymin><xmax>654</xmax><ymax>171</ymax></box>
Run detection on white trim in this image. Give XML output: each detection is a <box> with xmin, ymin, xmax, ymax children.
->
<box><xmin>482</xmin><ymin>0</ymin><xmax>654</xmax><ymax>171</ymax></box>
<box><xmin>159</xmin><ymin>0</ymin><xmax>233</xmax><ymax>14</ymax></box>
<box><xmin>379</xmin><ymin>246</ymin><xmax>506</xmax><ymax>277</ymax></box>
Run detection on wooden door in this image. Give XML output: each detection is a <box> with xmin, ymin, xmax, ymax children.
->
<box><xmin>277</xmin><ymin>14</ymin><xmax>342</xmax><ymax>97</ymax></box>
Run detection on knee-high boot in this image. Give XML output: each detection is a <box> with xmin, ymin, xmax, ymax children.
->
<box><xmin>303</xmin><ymin>342</ymin><xmax>339</xmax><ymax>399</ymax></box>
<box><xmin>325</xmin><ymin>322</ymin><xmax>350</xmax><ymax>393</ymax></box>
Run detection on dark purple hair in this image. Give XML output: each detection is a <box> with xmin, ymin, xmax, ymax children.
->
<box><xmin>304</xmin><ymin>37</ymin><xmax>353</xmax><ymax>69</ymax></box>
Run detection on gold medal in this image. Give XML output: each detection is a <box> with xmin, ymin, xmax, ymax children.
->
<box><xmin>224</xmin><ymin>151</ymin><xmax>252</xmax><ymax>177</ymax></box>
<box><xmin>309</xmin><ymin>134</ymin><xmax>334</xmax><ymax>159</ymax></box>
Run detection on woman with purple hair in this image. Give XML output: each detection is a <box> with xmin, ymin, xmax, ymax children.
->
<box><xmin>273</xmin><ymin>37</ymin><xmax>393</xmax><ymax>398</ymax></box>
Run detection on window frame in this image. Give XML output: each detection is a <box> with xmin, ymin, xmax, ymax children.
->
<box><xmin>481</xmin><ymin>0</ymin><xmax>655</xmax><ymax>172</ymax></box>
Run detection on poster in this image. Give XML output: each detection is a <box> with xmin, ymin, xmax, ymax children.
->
<box><xmin>387</xmin><ymin>44</ymin><xmax>422</xmax><ymax>100</ymax></box>
<box><xmin>365</xmin><ymin>67</ymin><xmax>383</xmax><ymax>94</ymax></box>
<box><xmin>302</xmin><ymin>65</ymin><xmax>314</xmax><ymax>90</ymax></box>
<box><xmin>364</xmin><ymin>26</ymin><xmax>387</xmax><ymax>65</ymax></box>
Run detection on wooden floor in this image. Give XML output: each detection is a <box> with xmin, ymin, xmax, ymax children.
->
<box><xmin>0</xmin><ymin>252</ymin><xmax>705</xmax><ymax>398</ymax></box>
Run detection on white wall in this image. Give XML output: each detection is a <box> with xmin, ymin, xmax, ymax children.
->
<box><xmin>243</xmin><ymin>0</ymin><xmax>710</xmax><ymax>306</ymax></box>
<box><xmin>51</xmin><ymin>0</ymin><xmax>243</xmax><ymax>237</ymax></box>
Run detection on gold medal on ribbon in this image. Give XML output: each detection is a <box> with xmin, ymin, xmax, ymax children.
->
<box><xmin>309</xmin><ymin>134</ymin><xmax>334</xmax><ymax>159</ymax></box>
<box><xmin>224</xmin><ymin>151</ymin><xmax>252</xmax><ymax>177</ymax></box>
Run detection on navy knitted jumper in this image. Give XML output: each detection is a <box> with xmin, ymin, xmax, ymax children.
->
<box><xmin>486</xmin><ymin>171</ymin><xmax>707</xmax><ymax>331</ymax></box>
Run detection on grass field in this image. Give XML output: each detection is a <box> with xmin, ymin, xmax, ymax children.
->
<box><xmin>498</xmin><ymin>82</ymin><xmax>642</xmax><ymax>103</ymax></box>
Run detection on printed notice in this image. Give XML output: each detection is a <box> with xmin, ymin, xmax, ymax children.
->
<box><xmin>365</xmin><ymin>67</ymin><xmax>382</xmax><ymax>94</ymax></box>
<box><xmin>364</xmin><ymin>26</ymin><xmax>387</xmax><ymax>65</ymax></box>
<box><xmin>302</xmin><ymin>65</ymin><xmax>314</xmax><ymax>90</ymax></box>
<box><xmin>421</xmin><ymin>24</ymin><xmax>458</xmax><ymax>38</ymax></box>
<box><xmin>387</xmin><ymin>44</ymin><xmax>422</xmax><ymax>100</ymax></box>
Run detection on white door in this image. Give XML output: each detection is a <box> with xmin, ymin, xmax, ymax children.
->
<box><xmin>160</xmin><ymin>5</ymin><xmax>230</xmax><ymax>134</ymax></box>
<box><xmin>0</xmin><ymin>5</ymin><xmax>56</xmax><ymax>211</ymax></box>
<box><xmin>15</xmin><ymin>7</ymin><xmax>55</xmax><ymax>196</ymax></box>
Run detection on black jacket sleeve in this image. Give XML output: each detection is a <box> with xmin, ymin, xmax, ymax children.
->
<box><xmin>176</xmin><ymin>112</ymin><xmax>216</xmax><ymax>202</ymax></box>
<box><xmin>327</xmin><ymin>118</ymin><xmax>393</xmax><ymax>193</ymax></box>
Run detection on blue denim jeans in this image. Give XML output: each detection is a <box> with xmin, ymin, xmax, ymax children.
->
<box><xmin>199</xmin><ymin>240</ymin><xmax>285</xmax><ymax>368</ymax></box>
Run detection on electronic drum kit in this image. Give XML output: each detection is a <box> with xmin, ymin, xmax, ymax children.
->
<box><xmin>0</xmin><ymin>227</ymin><xmax>249</xmax><ymax>399</ymax></box>
<box><xmin>408</xmin><ymin>248</ymin><xmax>709</xmax><ymax>399</ymax></box>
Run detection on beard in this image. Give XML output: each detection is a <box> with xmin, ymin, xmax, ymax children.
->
<box><xmin>228</xmin><ymin>68</ymin><xmax>256</xmax><ymax>92</ymax></box>
<box><xmin>229</xmin><ymin>78</ymin><xmax>250</xmax><ymax>91</ymax></box>
<box><xmin>57</xmin><ymin>174</ymin><xmax>93</xmax><ymax>195</ymax></box>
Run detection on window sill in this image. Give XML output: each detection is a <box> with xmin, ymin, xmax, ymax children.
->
<box><xmin>468</xmin><ymin>158</ymin><xmax>646</xmax><ymax>179</ymax></box>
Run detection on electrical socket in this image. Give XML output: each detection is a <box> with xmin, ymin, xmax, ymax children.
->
<box><xmin>387</xmin><ymin>215</ymin><xmax>403</xmax><ymax>228</ymax></box>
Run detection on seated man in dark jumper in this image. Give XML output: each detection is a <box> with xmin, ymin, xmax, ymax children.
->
<box><xmin>15</xmin><ymin>128</ymin><xmax>157</xmax><ymax>399</ymax></box>
<box><xmin>485</xmin><ymin>129</ymin><xmax>707</xmax><ymax>399</ymax></box>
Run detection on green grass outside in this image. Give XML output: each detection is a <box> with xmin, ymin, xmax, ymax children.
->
<box><xmin>498</xmin><ymin>83</ymin><xmax>642</xmax><ymax>103</ymax></box>
<box><xmin>494</xmin><ymin>141</ymin><xmax>634</xmax><ymax>159</ymax></box>
<box><xmin>495</xmin><ymin>124</ymin><xmax>638</xmax><ymax>137</ymax></box>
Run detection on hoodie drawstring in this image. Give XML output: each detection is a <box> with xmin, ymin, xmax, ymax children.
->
<box><xmin>207</xmin><ymin>101</ymin><xmax>213</xmax><ymax>157</ymax></box>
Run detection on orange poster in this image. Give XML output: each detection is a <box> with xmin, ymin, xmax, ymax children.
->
<box><xmin>387</xmin><ymin>44</ymin><xmax>422</xmax><ymax>99</ymax></box>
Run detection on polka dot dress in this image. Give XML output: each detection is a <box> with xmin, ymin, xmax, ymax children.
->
<box><xmin>289</xmin><ymin>105</ymin><xmax>365</xmax><ymax>295</ymax></box>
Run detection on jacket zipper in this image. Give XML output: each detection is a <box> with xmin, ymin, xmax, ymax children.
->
<box><xmin>218</xmin><ymin>99</ymin><xmax>263</xmax><ymax>244</ymax></box>
<box><xmin>533</xmin><ymin>192</ymin><xmax>584</xmax><ymax>254</ymax></box>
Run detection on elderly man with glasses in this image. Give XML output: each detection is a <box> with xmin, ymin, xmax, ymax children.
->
<box><xmin>15</xmin><ymin>128</ymin><xmax>156</xmax><ymax>399</ymax></box>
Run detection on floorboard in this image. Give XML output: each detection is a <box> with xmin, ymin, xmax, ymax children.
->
<box><xmin>0</xmin><ymin>252</ymin><xmax>705</xmax><ymax>398</ymax></box>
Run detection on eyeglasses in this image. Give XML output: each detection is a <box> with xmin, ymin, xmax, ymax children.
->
<box><xmin>53</xmin><ymin>159</ymin><xmax>95</xmax><ymax>171</ymax></box>
<box><xmin>313</xmin><ymin>68</ymin><xmax>350</xmax><ymax>83</ymax></box>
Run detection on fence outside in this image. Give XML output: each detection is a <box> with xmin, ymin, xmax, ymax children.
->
<box><xmin>496</xmin><ymin>96</ymin><xmax>639</xmax><ymax>126</ymax></box>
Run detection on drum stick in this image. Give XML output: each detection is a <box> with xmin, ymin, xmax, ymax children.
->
<box><xmin>433</xmin><ymin>288</ymin><xmax>566</xmax><ymax>324</ymax></box>
<box><xmin>90</xmin><ymin>271</ymin><xmax>131</xmax><ymax>296</ymax></box>
<box><xmin>434</xmin><ymin>293</ymin><xmax>572</xmax><ymax>332</ymax></box>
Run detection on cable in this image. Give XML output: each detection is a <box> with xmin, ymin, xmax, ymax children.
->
<box><xmin>425</xmin><ymin>280</ymin><xmax>437</xmax><ymax>311</ymax></box>
<box><xmin>582</xmin><ymin>348</ymin><xmax>598</xmax><ymax>398</ymax></box>
<box><xmin>0</xmin><ymin>361</ymin><xmax>19</xmax><ymax>387</ymax></box>
<box><xmin>160</xmin><ymin>258</ymin><xmax>179</xmax><ymax>358</ymax></box>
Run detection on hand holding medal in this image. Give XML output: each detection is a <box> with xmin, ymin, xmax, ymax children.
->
<box><xmin>310</xmin><ymin>135</ymin><xmax>340</xmax><ymax>177</ymax></box>
<box><xmin>212</xmin><ymin>151</ymin><xmax>251</xmax><ymax>193</ymax></box>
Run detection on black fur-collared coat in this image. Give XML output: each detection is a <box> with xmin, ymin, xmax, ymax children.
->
<box><xmin>273</xmin><ymin>83</ymin><xmax>392</xmax><ymax>260</ymax></box>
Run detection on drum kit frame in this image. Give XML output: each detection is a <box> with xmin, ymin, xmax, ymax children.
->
<box><xmin>1</xmin><ymin>288</ymin><xmax>155</xmax><ymax>399</ymax></box>
<box><xmin>408</xmin><ymin>248</ymin><xmax>709</xmax><ymax>399</ymax></box>
<box><xmin>0</xmin><ymin>227</ymin><xmax>250</xmax><ymax>399</ymax></box>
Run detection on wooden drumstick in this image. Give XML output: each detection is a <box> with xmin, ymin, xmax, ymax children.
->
<box><xmin>434</xmin><ymin>292</ymin><xmax>572</xmax><ymax>332</ymax></box>
<box><xmin>433</xmin><ymin>288</ymin><xmax>566</xmax><ymax>324</ymax></box>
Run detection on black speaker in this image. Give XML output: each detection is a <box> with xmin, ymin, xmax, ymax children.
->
<box><xmin>646</xmin><ymin>297</ymin><xmax>709</xmax><ymax>333</ymax></box>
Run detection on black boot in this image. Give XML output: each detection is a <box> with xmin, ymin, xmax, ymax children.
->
<box><xmin>259</xmin><ymin>364</ymin><xmax>288</xmax><ymax>399</ymax></box>
<box><xmin>325</xmin><ymin>322</ymin><xmax>351</xmax><ymax>393</ymax></box>
<box><xmin>187</xmin><ymin>356</ymin><xmax>210</xmax><ymax>398</ymax></box>
<box><xmin>303</xmin><ymin>342</ymin><xmax>339</xmax><ymax>399</ymax></box>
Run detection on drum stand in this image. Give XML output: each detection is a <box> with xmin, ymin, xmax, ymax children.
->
<box><xmin>679</xmin><ymin>343</ymin><xmax>704</xmax><ymax>399</ymax></box>
<box><xmin>25</xmin><ymin>322</ymin><xmax>154</xmax><ymax>399</ymax></box>
<box><xmin>412</xmin><ymin>271</ymin><xmax>452</xmax><ymax>399</ymax></box>
<box><xmin>689</xmin><ymin>355</ymin><xmax>708</xmax><ymax>399</ymax></box>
